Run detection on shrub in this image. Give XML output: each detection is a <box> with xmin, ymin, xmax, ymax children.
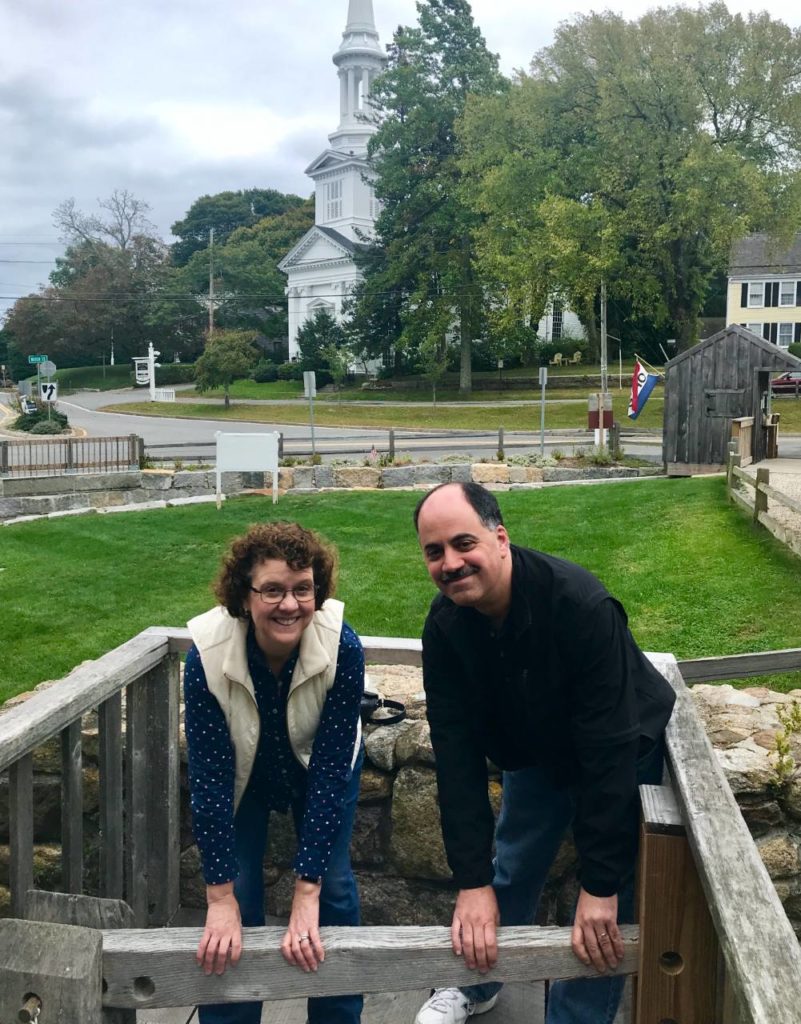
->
<box><xmin>30</xmin><ymin>419</ymin><xmax>67</xmax><ymax>435</ymax></box>
<box><xmin>251</xmin><ymin>361</ymin><xmax>279</xmax><ymax>383</ymax></box>
<box><xmin>12</xmin><ymin>407</ymin><xmax>69</xmax><ymax>432</ymax></box>
<box><xmin>789</xmin><ymin>343</ymin><xmax>801</xmax><ymax>360</ymax></box>
<box><xmin>277</xmin><ymin>362</ymin><xmax>304</xmax><ymax>381</ymax></box>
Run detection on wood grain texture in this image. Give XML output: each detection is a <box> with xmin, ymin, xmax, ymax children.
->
<box><xmin>639</xmin><ymin>784</ymin><xmax>683</xmax><ymax>835</ymax></box>
<box><xmin>100</xmin><ymin>925</ymin><xmax>638</xmax><ymax>1009</ymax></box>
<box><xmin>99</xmin><ymin>691</ymin><xmax>125</xmax><ymax>899</ymax></box>
<box><xmin>677</xmin><ymin>647</ymin><xmax>801</xmax><ymax>683</ymax></box>
<box><xmin>61</xmin><ymin>718</ymin><xmax>84</xmax><ymax>893</ymax></box>
<box><xmin>652</xmin><ymin>652</ymin><xmax>801</xmax><ymax>1024</ymax></box>
<box><xmin>0</xmin><ymin>631</ymin><xmax>169</xmax><ymax>773</ymax></box>
<box><xmin>125</xmin><ymin>681</ymin><xmax>149</xmax><ymax>927</ymax></box>
<box><xmin>9</xmin><ymin>753</ymin><xmax>33</xmax><ymax>919</ymax></box>
<box><xmin>0</xmin><ymin>919</ymin><xmax>103</xmax><ymax>1024</ymax></box>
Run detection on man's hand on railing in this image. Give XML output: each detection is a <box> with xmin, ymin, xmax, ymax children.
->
<box><xmin>197</xmin><ymin>883</ymin><xmax>243</xmax><ymax>976</ymax></box>
<box><xmin>571</xmin><ymin>888</ymin><xmax>624</xmax><ymax>974</ymax></box>
<box><xmin>451</xmin><ymin>885</ymin><xmax>500</xmax><ymax>974</ymax></box>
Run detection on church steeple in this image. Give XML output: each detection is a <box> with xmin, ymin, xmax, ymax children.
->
<box><xmin>332</xmin><ymin>0</ymin><xmax>385</xmax><ymax>137</ymax></box>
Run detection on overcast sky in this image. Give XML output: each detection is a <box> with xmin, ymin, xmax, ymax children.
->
<box><xmin>2</xmin><ymin>0</ymin><xmax>799</xmax><ymax>323</ymax></box>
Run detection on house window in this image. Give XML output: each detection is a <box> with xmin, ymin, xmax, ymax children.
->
<box><xmin>326</xmin><ymin>179</ymin><xmax>342</xmax><ymax>220</ymax></box>
<box><xmin>748</xmin><ymin>281</ymin><xmax>764</xmax><ymax>307</ymax></box>
<box><xmin>551</xmin><ymin>300</ymin><xmax>563</xmax><ymax>341</ymax></box>
<box><xmin>780</xmin><ymin>280</ymin><xmax>797</xmax><ymax>307</ymax></box>
<box><xmin>778</xmin><ymin>322</ymin><xmax>793</xmax><ymax>348</ymax></box>
<box><xmin>746</xmin><ymin>322</ymin><xmax>762</xmax><ymax>336</ymax></box>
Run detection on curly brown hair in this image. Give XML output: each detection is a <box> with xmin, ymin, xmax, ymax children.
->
<box><xmin>214</xmin><ymin>521</ymin><xmax>338</xmax><ymax>619</ymax></box>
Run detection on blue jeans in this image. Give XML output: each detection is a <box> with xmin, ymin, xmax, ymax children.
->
<box><xmin>199</xmin><ymin>750</ymin><xmax>364</xmax><ymax>1024</ymax></box>
<box><xmin>463</xmin><ymin>739</ymin><xmax>664</xmax><ymax>1024</ymax></box>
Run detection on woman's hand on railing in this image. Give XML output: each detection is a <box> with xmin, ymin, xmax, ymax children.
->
<box><xmin>281</xmin><ymin>878</ymin><xmax>324</xmax><ymax>972</ymax></box>
<box><xmin>571</xmin><ymin>888</ymin><xmax>624</xmax><ymax>974</ymax></box>
<box><xmin>451</xmin><ymin>885</ymin><xmax>500</xmax><ymax>974</ymax></box>
<box><xmin>197</xmin><ymin>883</ymin><xmax>243</xmax><ymax>976</ymax></box>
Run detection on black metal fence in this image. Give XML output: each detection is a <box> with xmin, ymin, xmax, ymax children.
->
<box><xmin>0</xmin><ymin>434</ymin><xmax>143</xmax><ymax>478</ymax></box>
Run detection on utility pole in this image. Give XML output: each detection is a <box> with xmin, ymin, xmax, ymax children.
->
<box><xmin>208</xmin><ymin>228</ymin><xmax>215</xmax><ymax>337</ymax></box>
<box><xmin>600</xmin><ymin>279</ymin><xmax>608</xmax><ymax>395</ymax></box>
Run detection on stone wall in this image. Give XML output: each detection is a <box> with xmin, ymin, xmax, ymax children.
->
<box><xmin>0</xmin><ymin>463</ymin><xmax>660</xmax><ymax>523</ymax></box>
<box><xmin>3</xmin><ymin>669</ymin><xmax>801</xmax><ymax>935</ymax></box>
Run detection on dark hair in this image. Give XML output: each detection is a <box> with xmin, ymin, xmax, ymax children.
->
<box><xmin>214</xmin><ymin>521</ymin><xmax>337</xmax><ymax>619</ymax></box>
<box><xmin>413</xmin><ymin>482</ymin><xmax>505</xmax><ymax>532</ymax></box>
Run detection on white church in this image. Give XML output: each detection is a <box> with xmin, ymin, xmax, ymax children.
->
<box><xmin>279</xmin><ymin>0</ymin><xmax>386</xmax><ymax>360</ymax></box>
<box><xmin>280</xmin><ymin>0</ymin><xmax>584</xmax><ymax>362</ymax></box>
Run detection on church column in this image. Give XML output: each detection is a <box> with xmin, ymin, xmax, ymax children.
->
<box><xmin>347</xmin><ymin>67</ymin><xmax>357</xmax><ymax>117</ymax></box>
<box><xmin>339</xmin><ymin>71</ymin><xmax>348</xmax><ymax>120</ymax></box>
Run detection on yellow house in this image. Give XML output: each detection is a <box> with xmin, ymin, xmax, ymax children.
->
<box><xmin>727</xmin><ymin>233</ymin><xmax>801</xmax><ymax>350</ymax></box>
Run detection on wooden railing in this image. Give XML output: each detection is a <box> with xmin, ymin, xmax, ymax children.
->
<box><xmin>0</xmin><ymin>434</ymin><xmax>142</xmax><ymax>477</ymax></box>
<box><xmin>3</xmin><ymin>631</ymin><xmax>801</xmax><ymax>1022</ymax></box>
<box><xmin>731</xmin><ymin>417</ymin><xmax>754</xmax><ymax>467</ymax></box>
<box><xmin>726</xmin><ymin>450</ymin><xmax>801</xmax><ymax>559</ymax></box>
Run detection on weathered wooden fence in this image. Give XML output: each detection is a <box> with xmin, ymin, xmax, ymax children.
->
<box><xmin>0</xmin><ymin>434</ymin><xmax>143</xmax><ymax>477</ymax></box>
<box><xmin>3</xmin><ymin>632</ymin><xmax>801</xmax><ymax>1022</ymax></box>
<box><xmin>727</xmin><ymin>448</ymin><xmax>801</xmax><ymax>558</ymax></box>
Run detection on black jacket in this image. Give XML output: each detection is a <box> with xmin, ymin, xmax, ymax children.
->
<box><xmin>422</xmin><ymin>545</ymin><xmax>675</xmax><ymax>896</ymax></box>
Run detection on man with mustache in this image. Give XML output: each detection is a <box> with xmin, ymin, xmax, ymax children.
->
<box><xmin>413</xmin><ymin>482</ymin><xmax>675</xmax><ymax>1024</ymax></box>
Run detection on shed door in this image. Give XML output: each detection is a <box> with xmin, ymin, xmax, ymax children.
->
<box><xmin>704</xmin><ymin>389</ymin><xmax>745</xmax><ymax>417</ymax></box>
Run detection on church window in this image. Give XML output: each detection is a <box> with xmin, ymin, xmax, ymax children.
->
<box><xmin>551</xmin><ymin>300</ymin><xmax>563</xmax><ymax>340</ymax></box>
<box><xmin>326</xmin><ymin>179</ymin><xmax>343</xmax><ymax>220</ymax></box>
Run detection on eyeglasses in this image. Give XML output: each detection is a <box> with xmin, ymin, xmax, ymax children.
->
<box><xmin>250</xmin><ymin>583</ymin><xmax>318</xmax><ymax>605</ymax></box>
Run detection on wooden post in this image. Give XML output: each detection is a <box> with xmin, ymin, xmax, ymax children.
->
<box><xmin>61</xmin><ymin>719</ymin><xmax>84</xmax><ymax>893</ymax></box>
<box><xmin>498</xmin><ymin>426</ymin><xmax>504</xmax><ymax>458</ymax></box>
<box><xmin>25</xmin><ymin>890</ymin><xmax>136</xmax><ymax>1024</ymax></box>
<box><xmin>0</xmin><ymin>919</ymin><xmax>103</xmax><ymax>1024</ymax></box>
<box><xmin>125</xmin><ymin>656</ymin><xmax>181</xmax><ymax>926</ymax></box>
<box><xmin>0</xmin><ymin>439</ymin><xmax>8</xmax><ymax>476</ymax></box>
<box><xmin>99</xmin><ymin>691</ymin><xmax>125</xmax><ymax>899</ymax></box>
<box><xmin>636</xmin><ymin>784</ymin><xmax>721</xmax><ymax>1023</ymax></box>
<box><xmin>754</xmin><ymin>466</ymin><xmax>769</xmax><ymax>523</ymax></box>
<box><xmin>727</xmin><ymin>447</ymin><xmax>741</xmax><ymax>495</ymax></box>
<box><xmin>278</xmin><ymin>431</ymin><xmax>284</xmax><ymax>461</ymax></box>
<box><xmin>9</xmin><ymin>754</ymin><xmax>34</xmax><ymax>919</ymax></box>
<box><xmin>389</xmin><ymin>428</ymin><xmax>396</xmax><ymax>461</ymax></box>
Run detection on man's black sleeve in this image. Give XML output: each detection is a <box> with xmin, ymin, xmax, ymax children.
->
<box><xmin>422</xmin><ymin>615</ymin><xmax>496</xmax><ymax>889</ymax></box>
<box><xmin>564</xmin><ymin>596</ymin><xmax>643</xmax><ymax>897</ymax></box>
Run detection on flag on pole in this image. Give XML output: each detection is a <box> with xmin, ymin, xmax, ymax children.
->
<box><xmin>628</xmin><ymin>357</ymin><xmax>660</xmax><ymax>420</ymax></box>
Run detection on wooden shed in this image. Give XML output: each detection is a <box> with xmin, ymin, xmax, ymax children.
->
<box><xmin>663</xmin><ymin>325</ymin><xmax>801</xmax><ymax>475</ymax></box>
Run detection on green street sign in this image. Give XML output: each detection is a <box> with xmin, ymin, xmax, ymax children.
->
<box><xmin>28</xmin><ymin>354</ymin><xmax>48</xmax><ymax>365</ymax></box>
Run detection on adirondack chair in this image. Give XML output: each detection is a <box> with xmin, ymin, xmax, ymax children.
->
<box><xmin>569</xmin><ymin>351</ymin><xmax>582</xmax><ymax>364</ymax></box>
<box><xmin>549</xmin><ymin>352</ymin><xmax>563</xmax><ymax>366</ymax></box>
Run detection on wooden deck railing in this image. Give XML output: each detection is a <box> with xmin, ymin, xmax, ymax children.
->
<box><xmin>727</xmin><ymin>449</ymin><xmax>801</xmax><ymax>559</ymax></box>
<box><xmin>3</xmin><ymin>630</ymin><xmax>801</xmax><ymax>1022</ymax></box>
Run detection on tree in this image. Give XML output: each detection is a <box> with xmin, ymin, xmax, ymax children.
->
<box><xmin>194</xmin><ymin>330</ymin><xmax>259</xmax><ymax>408</ymax></box>
<box><xmin>170</xmin><ymin>189</ymin><xmax>309</xmax><ymax>266</ymax></box>
<box><xmin>177</xmin><ymin>200</ymin><xmax>314</xmax><ymax>339</ymax></box>
<box><xmin>296</xmin><ymin>309</ymin><xmax>348</xmax><ymax>372</ymax></box>
<box><xmin>359</xmin><ymin>0</ymin><xmax>508</xmax><ymax>392</ymax></box>
<box><xmin>54</xmin><ymin>189</ymin><xmax>156</xmax><ymax>251</ymax></box>
<box><xmin>459</xmin><ymin>3</ymin><xmax>801</xmax><ymax>350</ymax></box>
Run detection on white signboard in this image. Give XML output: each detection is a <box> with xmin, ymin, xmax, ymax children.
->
<box><xmin>39</xmin><ymin>381</ymin><xmax>58</xmax><ymax>403</ymax></box>
<box><xmin>303</xmin><ymin>371</ymin><xmax>317</xmax><ymax>398</ymax></box>
<box><xmin>215</xmin><ymin>431</ymin><xmax>280</xmax><ymax>509</ymax></box>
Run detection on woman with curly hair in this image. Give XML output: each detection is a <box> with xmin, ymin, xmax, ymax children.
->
<box><xmin>184</xmin><ymin>521</ymin><xmax>364</xmax><ymax>1024</ymax></box>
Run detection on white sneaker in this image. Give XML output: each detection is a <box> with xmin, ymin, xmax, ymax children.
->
<box><xmin>415</xmin><ymin>988</ymin><xmax>498</xmax><ymax>1024</ymax></box>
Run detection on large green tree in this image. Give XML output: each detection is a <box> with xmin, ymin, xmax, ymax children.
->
<box><xmin>359</xmin><ymin>0</ymin><xmax>507</xmax><ymax>392</ymax></box>
<box><xmin>170</xmin><ymin>189</ymin><xmax>309</xmax><ymax>266</ymax></box>
<box><xmin>460</xmin><ymin>3</ymin><xmax>801</xmax><ymax>350</ymax></box>
<box><xmin>178</xmin><ymin>200</ymin><xmax>314</xmax><ymax>339</ymax></box>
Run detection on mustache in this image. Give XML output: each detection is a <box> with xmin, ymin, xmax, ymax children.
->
<box><xmin>440</xmin><ymin>566</ymin><xmax>479</xmax><ymax>584</ymax></box>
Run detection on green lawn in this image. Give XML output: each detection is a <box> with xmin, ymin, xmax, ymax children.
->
<box><xmin>1</xmin><ymin>477</ymin><xmax>800</xmax><ymax>702</ymax></box>
<box><xmin>102</xmin><ymin>393</ymin><xmax>667</xmax><ymax>430</ymax></box>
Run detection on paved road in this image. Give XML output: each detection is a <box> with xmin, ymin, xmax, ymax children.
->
<box><xmin>45</xmin><ymin>389</ymin><xmax>664</xmax><ymax>463</ymax></box>
<box><xmin>6</xmin><ymin>389</ymin><xmax>801</xmax><ymax>464</ymax></box>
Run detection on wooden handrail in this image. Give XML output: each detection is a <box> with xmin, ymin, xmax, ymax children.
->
<box><xmin>100</xmin><ymin>924</ymin><xmax>639</xmax><ymax>1009</ymax></box>
<box><xmin>0</xmin><ymin>631</ymin><xmax>168</xmax><ymax>774</ymax></box>
<box><xmin>654</xmin><ymin>653</ymin><xmax>801</xmax><ymax>1024</ymax></box>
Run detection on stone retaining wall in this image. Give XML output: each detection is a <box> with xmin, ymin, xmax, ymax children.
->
<box><xmin>0</xmin><ymin>463</ymin><xmax>660</xmax><ymax>523</ymax></box>
<box><xmin>3</xmin><ymin>670</ymin><xmax>801</xmax><ymax>935</ymax></box>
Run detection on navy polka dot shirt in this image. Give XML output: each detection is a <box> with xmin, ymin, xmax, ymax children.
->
<box><xmin>184</xmin><ymin>620</ymin><xmax>364</xmax><ymax>885</ymax></box>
